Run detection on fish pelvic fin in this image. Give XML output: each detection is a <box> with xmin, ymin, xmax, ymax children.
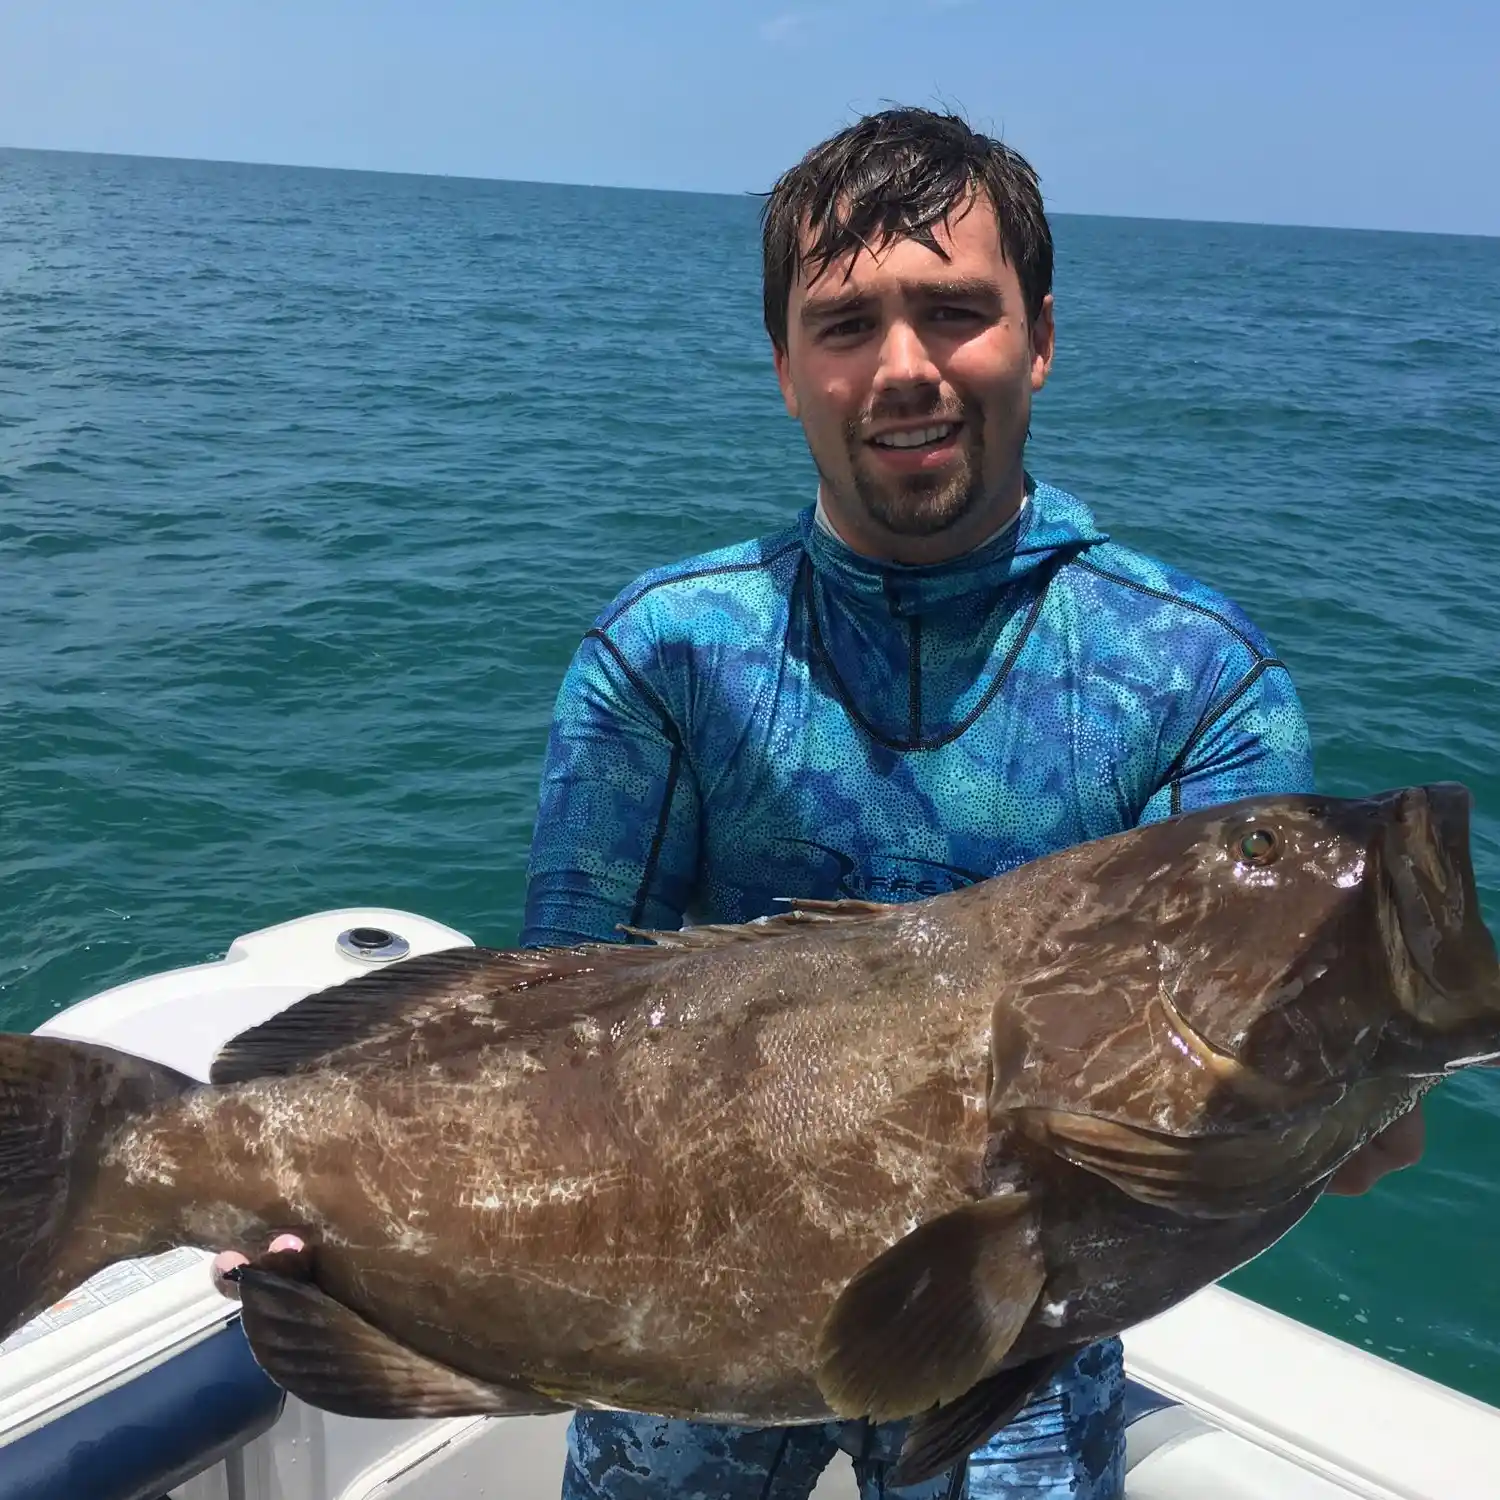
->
<box><xmin>231</xmin><ymin>1250</ymin><xmax>567</xmax><ymax>1419</ymax></box>
<box><xmin>0</xmin><ymin>1033</ymin><xmax>193</xmax><ymax>1342</ymax></box>
<box><xmin>889</xmin><ymin>1350</ymin><xmax>1075</xmax><ymax>1487</ymax></box>
<box><xmin>814</xmin><ymin>1193</ymin><xmax>1044</xmax><ymax>1424</ymax></box>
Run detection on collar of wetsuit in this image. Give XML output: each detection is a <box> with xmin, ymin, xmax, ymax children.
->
<box><xmin>800</xmin><ymin>478</ymin><xmax>1108</xmax><ymax>618</ymax></box>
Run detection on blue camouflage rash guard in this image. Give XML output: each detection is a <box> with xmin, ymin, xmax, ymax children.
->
<box><xmin>521</xmin><ymin>479</ymin><xmax>1315</xmax><ymax>948</ymax></box>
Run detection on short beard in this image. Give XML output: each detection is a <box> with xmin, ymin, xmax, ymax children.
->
<box><xmin>840</xmin><ymin>402</ymin><xmax>988</xmax><ymax>539</ymax></box>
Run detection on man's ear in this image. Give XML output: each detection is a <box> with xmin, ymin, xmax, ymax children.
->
<box><xmin>1030</xmin><ymin>294</ymin><xmax>1055</xmax><ymax>391</ymax></box>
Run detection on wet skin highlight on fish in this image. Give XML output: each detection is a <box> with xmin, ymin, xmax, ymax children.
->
<box><xmin>2</xmin><ymin>785</ymin><xmax>1497</xmax><ymax>1483</ymax></box>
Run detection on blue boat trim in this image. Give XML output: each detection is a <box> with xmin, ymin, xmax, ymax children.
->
<box><xmin>0</xmin><ymin>1318</ymin><xmax>284</xmax><ymax>1500</ymax></box>
<box><xmin>1123</xmin><ymin>1377</ymin><xmax>1179</xmax><ymax>1426</ymax></box>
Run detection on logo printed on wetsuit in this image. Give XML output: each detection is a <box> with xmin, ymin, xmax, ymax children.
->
<box><xmin>781</xmin><ymin>838</ymin><xmax>985</xmax><ymax>900</ymax></box>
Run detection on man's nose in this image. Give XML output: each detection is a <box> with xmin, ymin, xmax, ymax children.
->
<box><xmin>874</xmin><ymin>318</ymin><xmax>940</xmax><ymax>392</ymax></box>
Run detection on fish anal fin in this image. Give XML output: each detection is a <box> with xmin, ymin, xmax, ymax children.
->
<box><xmin>230</xmin><ymin>1257</ymin><xmax>565</xmax><ymax>1419</ymax></box>
<box><xmin>208</xmin><ymin>944</ymin><xmax>655</xmax><ymax>1085</ymax></box>
<box><xmin>888</xmin><ymin>1351</ymin><xmax>1074</xmax><ymax>1487</ymax></box>
<box><xmin>815</xmin><ymin>1194</ymin><xmax>1043</xmax><ymax>1423</ymax></box>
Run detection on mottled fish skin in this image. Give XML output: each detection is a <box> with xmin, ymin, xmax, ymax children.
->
<box><xmin>3</xmin><ymin>784</ymin><xmax>1498</xmax><ymax>1441</ymax></box>
<box><xmin>118</xmin><ymin>914</ymin><xmax>1000</xmax><ymax>1419</ymax></box>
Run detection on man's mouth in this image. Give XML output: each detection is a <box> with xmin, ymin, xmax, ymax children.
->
<box><xmin>869</xmin><ymin>422</ymin><xmax>961</xmax><ymax>451</ymax></box>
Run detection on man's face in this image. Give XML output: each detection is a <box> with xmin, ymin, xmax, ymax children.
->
<box><xmin>773</xmin><ymin>195</ymin><xmax>1054</xmax><ymax>564</ymax></box>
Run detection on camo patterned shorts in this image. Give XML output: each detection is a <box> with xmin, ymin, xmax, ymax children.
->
<box><xmin>560</xmin><ymin>1338</ymin><xmax>1124</xmax><ymax>1500</ymax></box>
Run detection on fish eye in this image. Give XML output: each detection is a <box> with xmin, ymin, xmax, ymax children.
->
<box><xmin>1237</xmin><ymin>829</ymin><xmax>1280</xmax><ymax>866</ymax></box>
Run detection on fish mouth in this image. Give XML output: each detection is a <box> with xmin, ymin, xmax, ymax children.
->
<box><xmin>1378</xmin><ymin>785</ymin><xmax>1500</xmax><ymax>1070</ymax></box>
<box><xmin>1384</xmin><ymin>845</ymin><xmax>1449</xmax><ymax>1003</ymax></box>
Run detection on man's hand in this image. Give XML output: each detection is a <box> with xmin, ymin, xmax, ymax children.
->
<box><xmin>1326</xmin><ymin>1103</ymin><xmax>1426</xmax><ymax>1195</ymax></box>
<box><xmin>211</xmin><ymin>1234</ymin><xmax>305</xmax><ymax>1299</ymax></box>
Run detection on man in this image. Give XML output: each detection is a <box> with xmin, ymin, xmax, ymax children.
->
<box><xmin>215</xmin><ymin>105</ymin><xmax>1424</xmax><ymax>1499</ymax></box>
<box><xmin>517</xmin><ymin>107</ymin><xmax>1424</xmax><ymax>1498</ymax></box>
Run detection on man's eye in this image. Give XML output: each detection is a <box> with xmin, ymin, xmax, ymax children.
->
<box><xmin>821</xmin><ymin>318</ymin><xmax>872</xmax><ymax>339</ymax></box>
<box><xmin>931</xmin><ymin>306</ymin><xmax>982</xmax><ymax>323</ymax></box>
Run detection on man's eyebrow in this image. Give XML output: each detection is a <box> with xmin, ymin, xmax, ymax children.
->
<box><xmin>913</xmin><ymin>278</ymin><xmax>1005</xmax><ymax>303</ymax></box>
<box><xmin>799</xmin><ymin>289</ymin><xmax>874</xmax><ymax>324</ymax></box>
<box><xmin>799</xmin><ymin>278</ymin><xmax>1005</xmax><ymax>324</ymax></box>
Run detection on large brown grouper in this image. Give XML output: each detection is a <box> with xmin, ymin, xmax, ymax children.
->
<box><xmin>3</xmin><ymin>785</ymin><xmax>1498</xmax><ymax>1482</ymax></box>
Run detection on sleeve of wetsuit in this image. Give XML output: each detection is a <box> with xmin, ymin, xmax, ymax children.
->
<box><xmin>1138</xmin><ymin>657</ymin><xmax>1316</xmax><ymax>825</ymax></box>
<box><xmin>519</xmin><ymin>629</ymin><xmax>700</xmax><ymax>948</ymax></box>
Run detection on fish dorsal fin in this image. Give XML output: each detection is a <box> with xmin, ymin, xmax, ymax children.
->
<box><xmin>618</xmin><ymin>897</ymin><xmax>894</xmax><ymax>950</ymax></box>
<box><xmin>208</xmin><ymin>944</ymin><xmax>646</xmax><ymax>1085</ymax></box>
<box><xmin>212</xmin><ymin>901</ymin><xmax>897</xmax><ymax>1085</ymax></box>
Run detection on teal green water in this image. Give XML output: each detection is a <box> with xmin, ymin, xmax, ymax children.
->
<box><xmin>3</xmin><ymin>147</ymin><xmax>1499</xmax><ymax>1401</ymax></box>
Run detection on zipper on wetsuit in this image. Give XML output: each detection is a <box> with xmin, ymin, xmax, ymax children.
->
<box><xmin>908</xmin><ymin>613</ymin><xmax>923</xmax><ymax>744</ymax></box>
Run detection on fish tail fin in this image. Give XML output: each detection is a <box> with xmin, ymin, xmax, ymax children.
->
<box><xmin>0</xmin><ymin>1033</ymin><xmax>194</xmax><ymax>1341</ymax></box>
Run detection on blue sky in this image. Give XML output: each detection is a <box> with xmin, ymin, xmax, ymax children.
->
<box><xmin>2</xmin><ymin>0</ymin><xmax>1495</xmax><ymax>236</ymax></box>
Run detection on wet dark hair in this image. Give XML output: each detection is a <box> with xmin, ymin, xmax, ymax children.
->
<box><xmin>760</xmin><ymin>107</ymin><xmax>1053</xmax><ymax>352</ymax></box>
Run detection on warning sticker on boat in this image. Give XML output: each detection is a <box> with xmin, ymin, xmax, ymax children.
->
<box><xmin>0</xmin><ymin>1247</ymin><xmax>207</xmax><ymax>1356</ymax></box>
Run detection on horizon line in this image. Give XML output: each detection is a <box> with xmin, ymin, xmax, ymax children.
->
<box><xmin>3</xmin><ymin>141</ymin><xmax>1495</xmax><ymax>245</ymax></box>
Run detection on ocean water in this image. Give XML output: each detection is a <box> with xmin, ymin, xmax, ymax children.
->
<box><xmin>3</xmin><ymin>147</ymin><xmax>1499</xmax><ymax>1402</ymax></box>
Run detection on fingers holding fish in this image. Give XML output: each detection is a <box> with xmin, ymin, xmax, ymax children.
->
<box><xmin>211</xmin><ymin>1233</ymin><xmax>306</xmax><ymax>1300</ymax></box>
<box><xmin>1326</xmin><ymin>1102</ymin><xmax>1427</xmax><ymax>1195</ymax></box>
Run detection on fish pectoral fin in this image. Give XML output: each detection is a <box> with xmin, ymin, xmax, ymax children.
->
<box><xmin>617</xmin><ymin>898</ymin><xmax>893</xmax><ymax>950</ymax></box>
<box><xmin>888</xmin><ymin>1351</ymin><xmax>1074</xmax><ymax>1488</ymax></box>
<box><xmin>814</xmin><ymin>1194</ymin><xmax>1043</xmax><ymax>1424</ymax></box>
<box><xmin>231</xmin><ymin>1260</ymin><xmax>565</xmax><ymax>1419</ymax></box>
<box><xmin>1017</xmin><ymin>1107</ymin><xmax>1335</xmax><ymax>1218</ymax></box>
